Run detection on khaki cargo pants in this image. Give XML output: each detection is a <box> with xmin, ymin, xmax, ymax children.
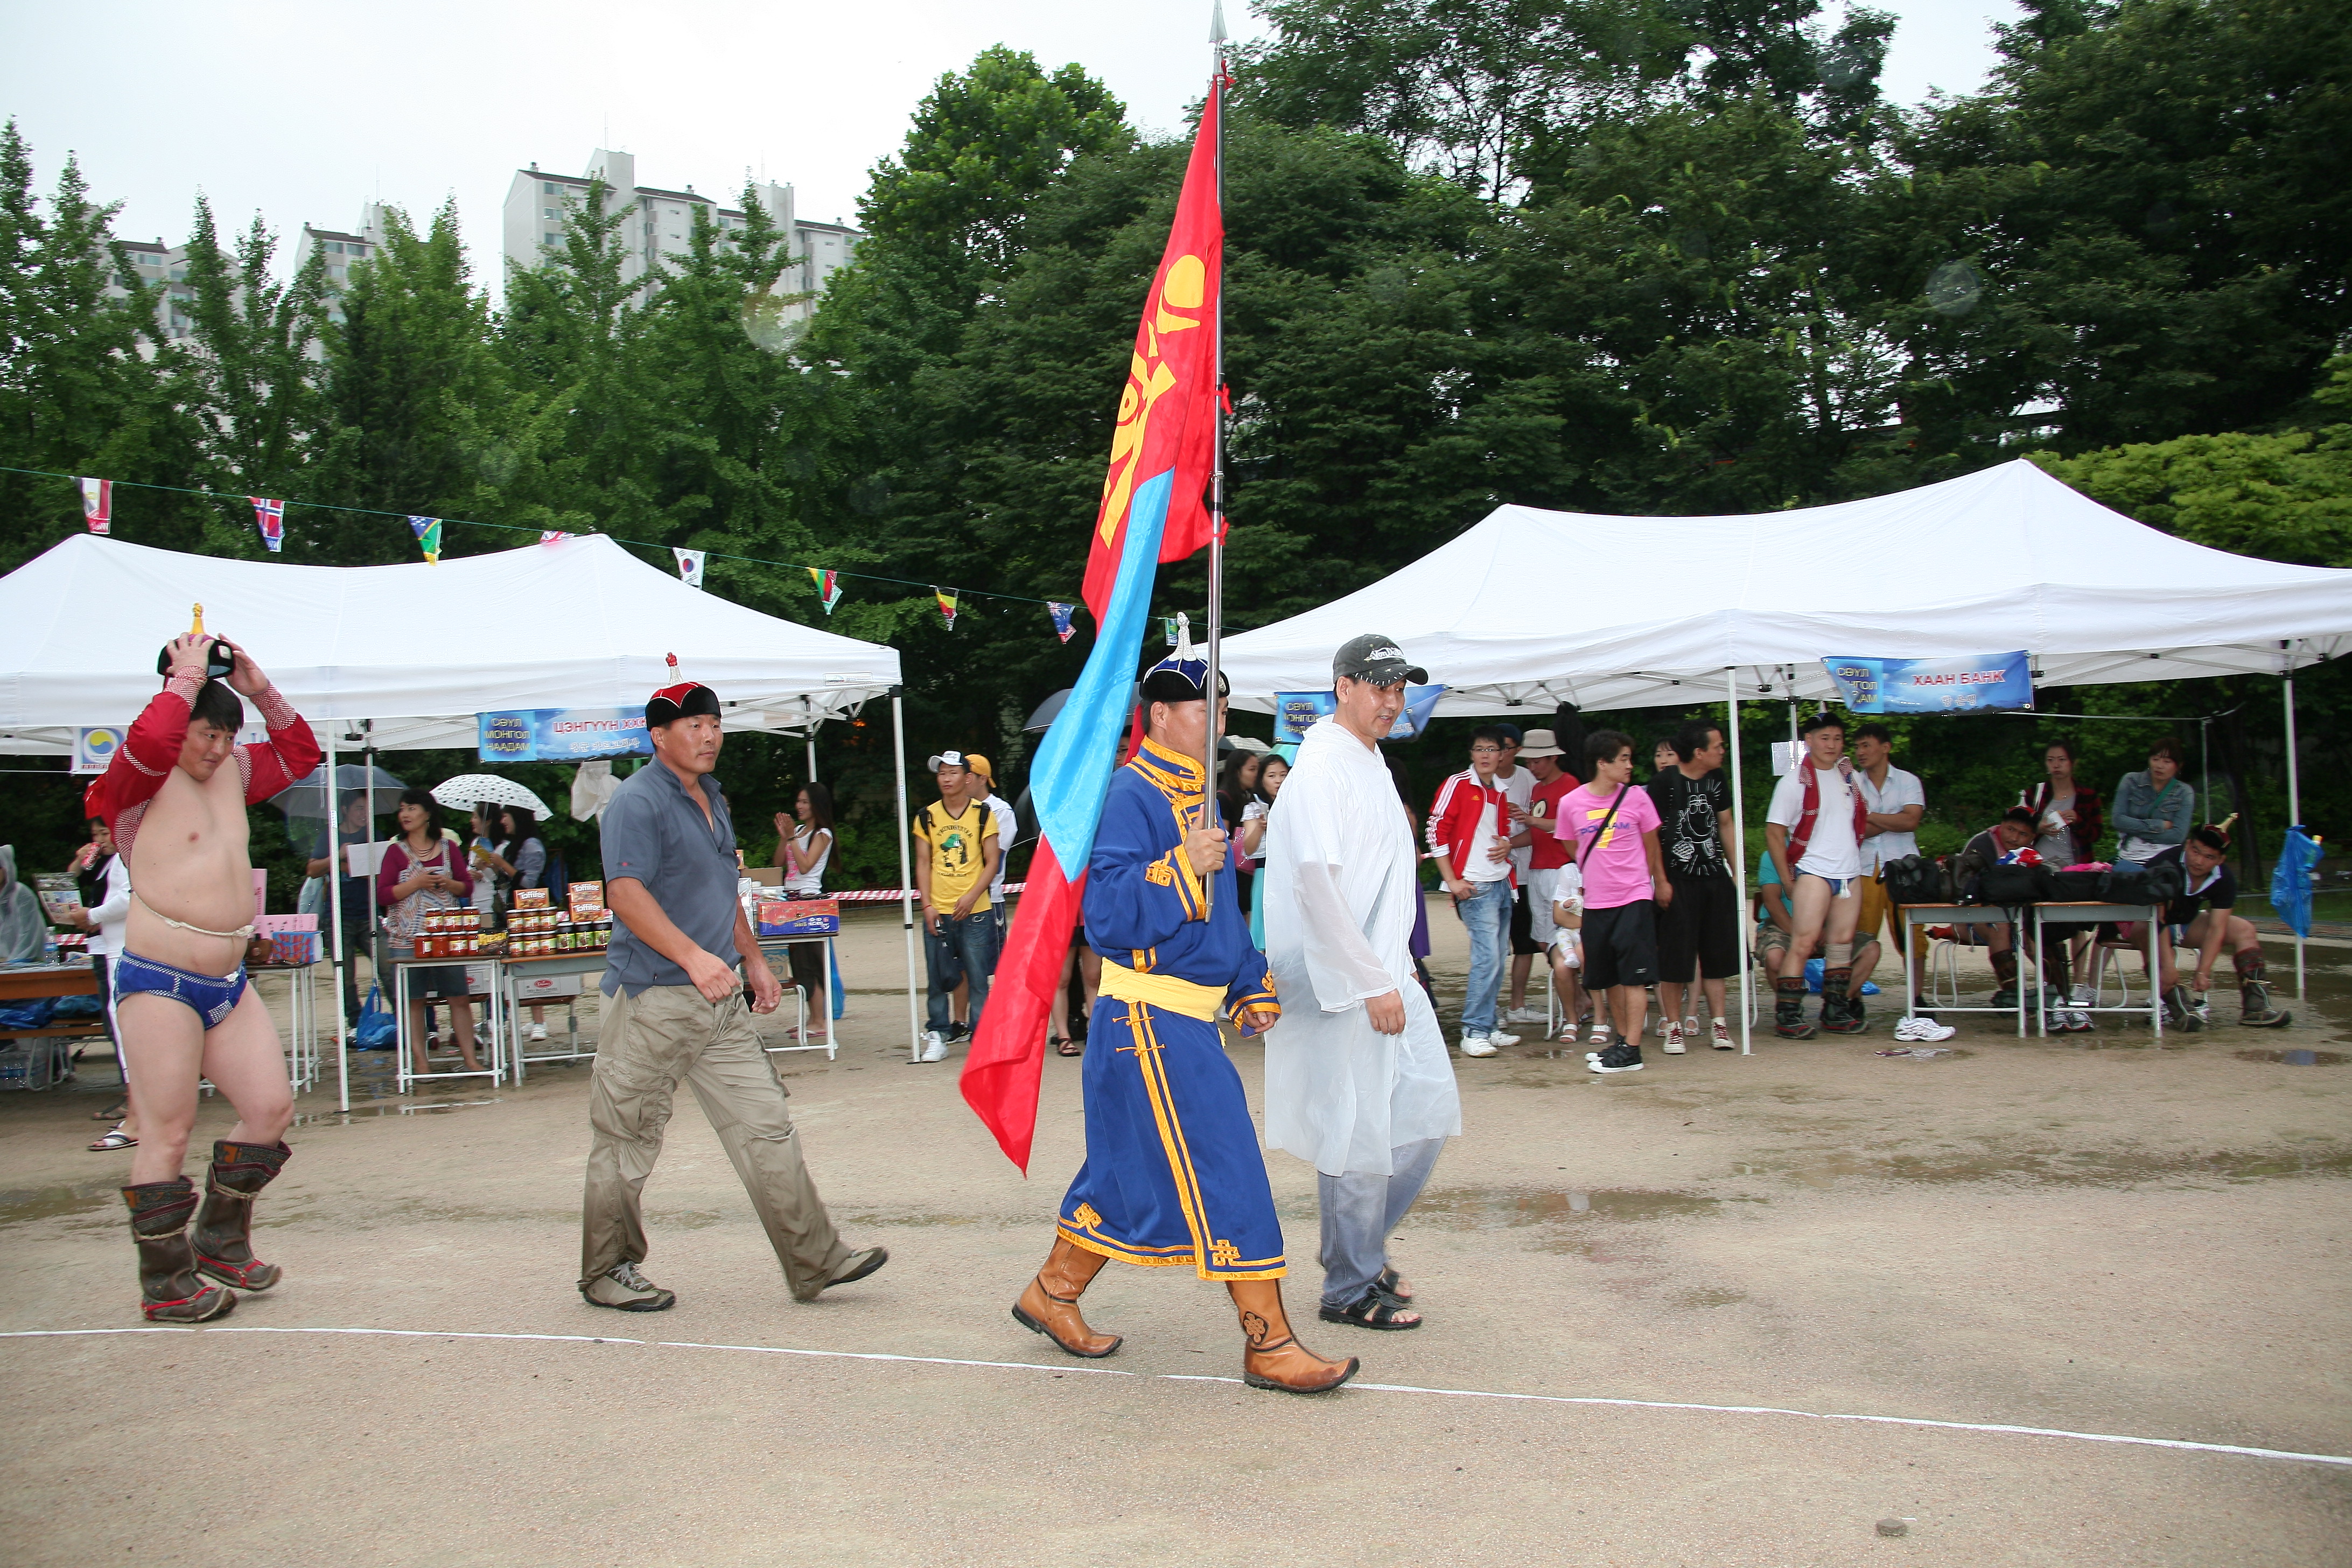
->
<box><xmin>579</xmin><ymin>983</ymin><xmax>853</xmax><ymax>1300</ymax></box>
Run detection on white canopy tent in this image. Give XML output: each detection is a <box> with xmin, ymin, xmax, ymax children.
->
<box><xmin>0</xmin><ymin>533</ymin><xmax>924</xmax><ymax>1103</ymax></box>
<box><xmin>1222</xmin><ymin>459</ymin><xmax>2352</xmax><ymax>1044</ymax></box>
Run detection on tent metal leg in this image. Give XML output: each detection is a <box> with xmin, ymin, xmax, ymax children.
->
<box><xmin>807</xmin><ymin>735</ymin><xmax>818</xmax><ymax>786</ymax></box>
<box><xmin>1727</xmin><ymin>668</ymin><xmax>1752</xmax><ymax>1055</ymax></box>
<box><xmin>892</xmin><ymin>693</ymin><xmax>922</xmax><ymax>1062</ymax></box>
<box><xmin>2285</xmin><ymin>667</ymin><xmax>2304</xmax><ymax>1000</ymax></box>
<box><xmin>326</xmin><ymin>732</ymin><xmax>349</xmax><ymax>1114</ymax></box>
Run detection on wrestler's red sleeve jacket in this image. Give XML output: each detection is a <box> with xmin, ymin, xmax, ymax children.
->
<box><xmin>90</xmin><ymin>674</ymin><xmax>321</xmax><ymax>859</ymax></box>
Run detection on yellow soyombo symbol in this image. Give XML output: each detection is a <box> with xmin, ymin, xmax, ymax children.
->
<box><xmin>1097</xmin><ymin>253</ymin><xmax>1208</xmax><ymax>546</ymax></box>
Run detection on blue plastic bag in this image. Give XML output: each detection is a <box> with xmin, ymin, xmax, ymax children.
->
<box><xmin>2271</xmin><ymin>826</ymin><xmax>2321</xmax><ymax>939</ymax></box>
<box><xmin>352</xmin><ymin>983</ymin><xmax>397</xmax><ymax>1048</ymax></box>
<box><xmin>0</xmin><ymin>997</ymin><xmax>57</xmax><ymax>1030</ymax></box>
<box><xmin>827</xmin><ymin>939</ymin><xmax>846</xmax><ymax>1020</ymax></box>
<box><xmin>1801</xmin><ymin>957</ymin><xmax>1880</xmax><ymax>996</ymax></box>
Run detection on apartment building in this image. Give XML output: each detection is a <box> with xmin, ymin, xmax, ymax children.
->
<box><xmin>292</xmin><ymin>205</ymin><xmax>389</xmax><ymax>327</ymax></box>
<box><xmin>501</xmin><ymin>148</ymin><xmax>860</xmax><ymax>314</ymax></box>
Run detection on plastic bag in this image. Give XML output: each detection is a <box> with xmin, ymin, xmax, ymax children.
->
<box><xmin>2272</xmin><ymin>826</ymin><xmax>2321</xmax><ymax>938</ymax></box>
<box><xmin>352</xmin><ymin>983</ymin><xmax>397</xmax><ymax>1048</ymax></box>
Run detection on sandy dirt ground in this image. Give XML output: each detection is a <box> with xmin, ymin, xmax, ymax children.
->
<box><xmin>2</xmin><ymin>900</ymin><xmax>2347</xmax><ymax>1566</ymax></box>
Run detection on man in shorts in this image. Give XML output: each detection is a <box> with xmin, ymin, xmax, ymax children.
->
<box><xmin>1553</xmin><ymin>731</ymin><xmax>1667</xmax><ymax>1074</ymax></box>
<box><xmin>1647</xmin><ymin>722</ymin><xmax>1740</xmax><ymax>1052</ymax></box>
<box><xmin>1511</xmin><ymin>730</ymin><xmax>1584</xmax><ymax>1038</ymax></box>
<box><xmin>90</xmin><ymin>631</ymin><xmax>321</xmax><ymax>1321</ymax></box>
<box><xmin>1752</xmin><ymin>851</ymin><xmax>1917</xmax><ymax>1038</ymax></box>
<box><xmin>1764</xmin><ymin>712</ymin><xmax>1869</xmax><ymax>1038</ymax></box>
<box><xmin>2149</xmin><ymin>821</ymin><xmax>2290</xmax><ymax>1030</ymax></box>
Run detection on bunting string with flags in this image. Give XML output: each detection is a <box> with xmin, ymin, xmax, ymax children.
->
<box><xmin>540</xmin><ymin>530</ymin><xmax>574</xmax><ymax>544</ymax></box>
<box><xmin>675</xmin><ymin>548</ymin><xmax>706</xmax><ymax>589</ymax></box>
<box><xmin>79</xmin><ymin>478</ymin><xmax>112</xmax><ymax>535</ymax></box>
<box><xmin>407</xmin><ymin>515</ymin><xmax>442</xmax><ymax>564</ymax></box>
<box><xmin>1047</xmin><ymin>601</ymin><xmax>1077</xmax><ymax>645</ymax></box>
<box><xmin>935</xmin><ymin>587</ymin><xmax>958</xmax><ymax>630</ymax></box>
<box><xmin>250</xmin><ymin>497</ymin><xmax>285</xmax><ymax>553</ymax></box>
<box><xmin>959</xmin><ymin>62</ymin><xmax>1226</xmax><ymax>1173</ymax></box>
<box><xmin>809</xmin><ymin>567</ymin><xmax>842</xmax><ymax>614</ymax></box>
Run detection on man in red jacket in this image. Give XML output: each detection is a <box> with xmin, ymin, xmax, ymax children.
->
<box><xmin>89</xmin><ymin>631</ymin><xmax>320</xmax><ymax>1322</ymax></box>
<box><xmin>1426</xmin><ymin>727</ymin><xmax>1526</xmax><ymax>1056</ymax></box>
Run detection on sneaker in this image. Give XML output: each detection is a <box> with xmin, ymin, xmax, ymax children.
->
<box><xmin>2070</xmin><ymin>985</ymin><xmax>2097</xmax><ymax>1007</ymax></box>
<box><xmin>1988</xmin><ymin>986</ymin><xmax>2018</xmax><ymax>1010</ymax></box>
<box><xmin>1662</xmin><ymin>1021</ymin><xmax>1685</xmax><ymax>1055</ymax></box>
<box><xmin>1506</xmin><ymin>1006</ymin><xmax>1547</xmax><ymax>1024</ymax></box>
<box><xmin>1587</xmin><ymin>1042</ymin><xmax>1644</xmax><ymax>1074</ymax></box>
<box><xmin>582</xmin><ymin>1260</ymin><xmax>674</xmax><ymax>1312</ymax></box>
<box><xmin>2064</xmin><ymin>1010</ymin><xmax>2095</xmax><ymax>1033</ymax></box>
<box><xmin>943</xmin><ymin>1021</ymin><xmax>972</xmax><ymax>1044</ymax></box>
<box><xmin>1893</xmin><ymin>1015</ymin><xmax>1957</xmax><ymax>1042</ymax></box>
<box><xmin>1710</xmin><ymin>1019</ymin><xmax>1734</xmax><ymax>1051</ymax></box>
<box><xmin>527</xmin><ymin>1023</ymin><xmax>548</xmax><ymax>1042</ymax></box>
<box><xmin>2190</xmin><ymin>994</ymin><xmax>2212</xmax><ymax>1027</ymax></box>
<box><xmin>1460</xmin><ymin>1033</ymin><xmax>1499</xmax><ymax>1058</ymax></box>
<box><xmin>919</xmin><ymin>1031</ymin><xmax>949</xmax><ymax>1063</ymax></box>
<box><xmin>1483</xmin><ymin>1027</ymin><xmax>1520</xmax><ymax>1046</ymax></box>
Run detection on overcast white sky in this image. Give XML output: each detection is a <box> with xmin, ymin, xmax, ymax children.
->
<box><xmin>2</xmin><ymin>0</ymin><xmax>2021</xmax><ymax>299</ymax></box>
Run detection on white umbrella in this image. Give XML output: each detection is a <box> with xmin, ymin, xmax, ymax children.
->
<box><xmin>431</xmin><ymin>774</ymin><xmax>552</xmax><ymax>816</ymax></box>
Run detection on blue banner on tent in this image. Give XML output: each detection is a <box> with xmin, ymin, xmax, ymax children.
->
<box><xmin>1823</xmin><ymin>652</ymin><xmax>2034</xmax><ymax>715</ymax></box>
<box><xmin>1274</xmin><ymin>684</ymin><xmax>1446</xmax><ymax>742</ymax></box>
<box><xmin>477</xmin><ymin>708</ymin><xmax>654</xmax><ymax>761</ymax></box>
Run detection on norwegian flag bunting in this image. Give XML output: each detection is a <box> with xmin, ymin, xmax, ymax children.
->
<box><xmin>808</xmin><ymin>567</ymin><xmax>842</xmax><ymax>614</ymax></box>
<box><xmin>1047</xmin><ymin>601</ymin><xmax>1076</xmax><ymax>644</ymax></box>
<box><xmin>674</xmin><ymin>548</ymin><xmax>706</xmax><ymax>589</ymax></box>
<box><xmin>407</xmin><ymin>516</ymin><xmax>442</xmax><ymax>564</ymax></box>
<box><xmin>250</xmin><ymin>497</ymin><xmax>285</xmax><ymax>553</ymax></box>
<box><xmin>79</xmin><ymin>478</ymin><xmax>113</xmax><ymax>534</ymax></box>
<box><xmin>935</xmin><ymin>587</ymin><xmax>958</xmax><ymax>630</ymax></box>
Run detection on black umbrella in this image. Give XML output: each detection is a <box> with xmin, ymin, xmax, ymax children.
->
<box><xmin>1023</xmin><ymin>689</ymin><xmax>1072</xmax><ymax>733</ymax></box>
<box><xmin>270</xmin><ymin>763</ymin><xmax>407</xmax><ymax>818</ymax></box>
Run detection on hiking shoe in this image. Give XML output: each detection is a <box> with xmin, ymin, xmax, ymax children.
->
<box><xmin>1459</xmin><ymin>1033</ymin><xmax>1499</xmax><ymax>1058</ymax></box>
<box><xmin>1893</xmin><ymin>1015</ymin><xmax>1956</xmax><ymax>1043</ymax></box>
<box><xmin>919</xmin><ymin>1032</ymin><xmax>949</xmax><ymax>1063</ymax></box>
<box><xmin>583</xmin><ymin>1261</ymin><xmax>674</xmax><ymax>1312</ymax></box>
<box><xmin>1661</xmin><ymin>1021</ymin><xmax>1685</xmax><ymax>1055</ymax></box>
<box><xmin>1710</xmin><ymin>1019</ymin><xmax>1734</xmax><ymax>1051</ymax></box>
<box><xmin>1586</xmin><ymin>1042</ymin><xmax>1644</xmax><ymax>1074</ymax></box>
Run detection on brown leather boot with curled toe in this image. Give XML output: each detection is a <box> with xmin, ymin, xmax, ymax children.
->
<box><xmin>193</xmin><ymin>1138</ymin><xmax>291</xmax><ymax>1291</ymax></box>
<box><xmin>1228</xmin><ymin>1277</ymin><xmax>1357</xmax><ymax>1394</ymax></box>
<box><xmin>1012</xmin><ymin>1235</ymin><xmax>1122</xmax><ymax>1358</ymax></box>
<box><xmin>124</xmin><ymin>1178</ymin><xmax>235</xmax><ymax>1324</ymax></box>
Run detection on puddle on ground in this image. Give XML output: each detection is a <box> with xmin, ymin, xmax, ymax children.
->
<box><xmin>1735</xmin><ymin>1142</ymin><xmax>2352</xmax><ymax>1189</ymax></box>
<box><xmin>2237</xmin><ymin>1048</ymin><xmax>2346</xmax><ymax>1067</ymax></box>
<box><xmin>292</xmin><ymin>1096</ymin><xmax>503</xmax><ymax>1126</ymax></box>
<box><xmin>0</xmin><ymin>1184</ymin><xmax>119</xmax><ymax>1225</ymax></box>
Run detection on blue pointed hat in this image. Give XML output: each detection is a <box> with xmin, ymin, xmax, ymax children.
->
<box><xmin>1139</xmin><ymin>613</ymin><xmax>1229</xmax><ymax>704</ymax></box>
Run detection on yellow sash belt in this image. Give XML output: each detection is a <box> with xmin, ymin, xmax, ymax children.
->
<box><xmin>1099</xmin><ymin>961</ymin><xmax>1223</xmax><ymax>1022</ymax></box>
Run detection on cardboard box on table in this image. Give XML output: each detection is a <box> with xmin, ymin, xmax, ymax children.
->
<box><xmin>755</xmin><ymin>897</ymin><xmax>839</xmax><ymax>937</ymax></box>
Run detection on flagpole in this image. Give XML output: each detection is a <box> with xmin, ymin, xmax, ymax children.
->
<box><xmin>1199</xmin><ymin>0</ymin><xmax>1228</xmax><ymax>852</ymax></box>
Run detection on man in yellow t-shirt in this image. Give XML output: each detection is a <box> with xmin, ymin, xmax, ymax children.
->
<box><xmin>913</xmin><ymin>750</ymin><xmax>1002</xmax><ymax>1063</ymax></box>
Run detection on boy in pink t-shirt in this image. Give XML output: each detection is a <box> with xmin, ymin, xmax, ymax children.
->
<box><xmin>1553</xmin><ymin>731</ymin><xmax>1668</xmax><ymax>1073</ymax></box>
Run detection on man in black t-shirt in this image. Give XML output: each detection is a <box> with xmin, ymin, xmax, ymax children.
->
<box><xmin>1645</xmin><ymin>722</ymin><xmax>1739</xmax><ymax>1052</ymax></box>
<box><xmin>2150</xmin><ymin>822</ymin><xmax>2288</xmax><ymax>1028</ymax></box>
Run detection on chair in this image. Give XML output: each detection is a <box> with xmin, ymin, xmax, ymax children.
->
<box><xmin>2088</xmin><ymin>940</ymin><xmax>2150</xmax><ymax>1009</ymax></box>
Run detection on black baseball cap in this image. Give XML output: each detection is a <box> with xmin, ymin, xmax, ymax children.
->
<box><xmin>1332</xmin><ymin>634</ymin><xmax>1426</xmax><ymax>687</ymax></box>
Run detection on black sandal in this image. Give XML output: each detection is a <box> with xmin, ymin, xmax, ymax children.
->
<box><xmin>1374</xmin><ymin>1265</ymin><xmax>1413</xmax><ymax>1303</ymax></box>
<box><xmin>1318</xmin><ymin>1289</ymin><xmax>1422</xmax><ymax>1330</ymax></box>
<box><xmin>1055</xmin><ymin>1037</ymin><xmax>1083</xmax><ymax>1058</ymax></box>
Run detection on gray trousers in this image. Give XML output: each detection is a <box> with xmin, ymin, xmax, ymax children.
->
<box><xmin>1318</xmin><ymin>1136</ymin><xmax>1447</xmax><ymax>1310</ymax></box>
<box><xmin>580</xmin><ymin>983</ymin><xmax>853</xmax><ymax>1300</ymax></box>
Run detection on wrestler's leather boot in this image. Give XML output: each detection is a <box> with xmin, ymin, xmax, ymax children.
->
<box><xmin>124</xmin><ymin>1178</ymin><xmax>235</xmax><ymax>1324</ymax></box>
<box><xmin>1821</xmin><ymin>967</ymin><xmax>1863</xmax><ymax>1034</ymax></box>
<box><xmin>2235</xmin><ymin>957</ymin><xmax>2292</xmax><ymax>1028</ymax></box>
<box><xmin>1773</xmin><ymin>976</ymin><xmax>1816</xmax><ymax>1039</ymax></box>
<box><xmin>1012</xmin><ymin>1235</ymin><xmax>1122</xmax><ymax>1358</ymax></box>
<box><xmin>1228</xmin><ymin>1278</ymin><xmax>1357</xmax><ymax>1394</ymax></box>
<box><xmin>193</xmin><ymin>1139</ymin><xmax>290</xmax><ymax>1291</ymax></box>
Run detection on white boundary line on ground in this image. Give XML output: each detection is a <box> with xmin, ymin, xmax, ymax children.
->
<box><xmin>10</xmin><ymin>1325</ymin><xmax>2346</xmax><ymax>1469</ymax></box>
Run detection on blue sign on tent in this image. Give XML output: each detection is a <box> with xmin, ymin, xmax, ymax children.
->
<box><xmin>1822</xmin><ymin>652</ymin><xmax>2034</xmax><ymax>715</ymax></box>
<box><xmin>1275</xmin><ymin>684</ymin><xmax>1446</xmax><ymax>742</ymax></box>
<box><xmin>477</xmin><ymin>708</ymin><xmax>654</xmax><ymax>761</ymax></box>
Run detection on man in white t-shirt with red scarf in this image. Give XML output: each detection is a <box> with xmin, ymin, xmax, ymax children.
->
<box><xmin>1763</xmin><ymin>712</ymin><xmax>1870</xmax><ymax>1039</ymax></box>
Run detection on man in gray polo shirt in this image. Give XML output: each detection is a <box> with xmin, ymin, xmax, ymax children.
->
<box><xmin>577</xmin><ymin>679</ymin><xmax>886</xmax><ymax>1312</ymax></box>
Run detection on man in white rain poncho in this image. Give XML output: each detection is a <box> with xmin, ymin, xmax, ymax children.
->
<box><xmin>1261</xmin><ymin>634</ymin><xmax>1461</xmax><ymax>1332</ymax></box>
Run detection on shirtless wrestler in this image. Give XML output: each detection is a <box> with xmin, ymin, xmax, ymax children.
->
<box><xmin>89</xmin><ymin>631</ymin><xmax>321</xmax><ymax>1320</ymax></box>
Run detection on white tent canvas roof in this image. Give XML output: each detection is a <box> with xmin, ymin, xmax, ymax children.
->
<box><xmin>1221</xmin><ymin>460</ymin><xmax>2352</xmax><ymax>716</ymax></box>
<box><xmin>0</xmin><ymin>533</ymin><xmax>901</xmax><ymax>752</ymax></box>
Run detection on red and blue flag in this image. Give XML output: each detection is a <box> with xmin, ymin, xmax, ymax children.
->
<box><xmin>960</xmin><ymin>79</ymin><xmax>1225</xmax><ymax>1172</ymax></box>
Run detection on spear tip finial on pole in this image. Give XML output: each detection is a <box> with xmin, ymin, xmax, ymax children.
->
<box><xmin>1210</xmin><ymin>0</ymin><xmax>1228</xmax><ymax>44</ymax></box>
